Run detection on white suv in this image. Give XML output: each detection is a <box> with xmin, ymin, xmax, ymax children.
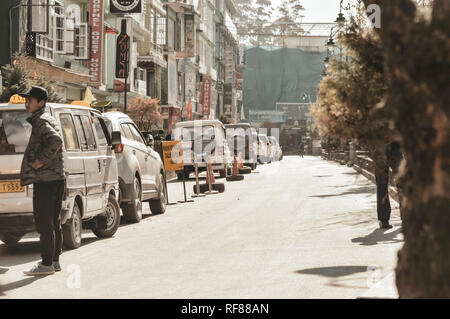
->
<box><xmin>103</xmin><ymin>112</ymin><xmax>166</xmax><ymax>222</ymax></box>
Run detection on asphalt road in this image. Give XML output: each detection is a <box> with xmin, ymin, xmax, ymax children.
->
<box><xmin>0</xmin><ymin>156</ymin><xmax>403</xmax><ymax>298</ymax></box>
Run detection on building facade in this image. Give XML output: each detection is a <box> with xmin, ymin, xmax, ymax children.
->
<box><xmin>1</xmin><ymin>0</ymin><xmax>243</xmax><ymax>132</ymax></box>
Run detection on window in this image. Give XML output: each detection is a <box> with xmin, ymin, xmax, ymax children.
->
<box><xmin>157</xmin><ymin>16</ymin><xmax>166</xmax><ymax>46</ymax></box>
<box><xmin>54</xmin><ymin>3</ymin><xmax>66</xmax><ymax>54</ymax></box>
<box><xmin>59</xmin><ymin>113</ymin><xmax>80</xmax><ymax>151</ymax></box>
<box><xmin>127</xmin><ymin>124</ymin><xmax>145</xmax><ymax>145</ymax></box>
<box><xmin>35</xmin><ymin>16</ymin><xmax>54</xmax><ymax>61</ymax></box>
<box><xmin>120</xmin><ymin>124</ymin><xmax>134</xmax><ymax>140</ymax></box>
<box><xmin>93</xmin><ymin>117</ymin><xmax>108</xmax><ymax>147</ymax></box>
<box><xmin>74</xmin><ymin>115</ymin><xmax>87</xmax><ymax>150</ymax></box>
<box><xmin>80</xmin><ymin>116</ymin><xmax>97</xmax><ymax>150</ymax></box>
<box><xmin>65</xmin><ymin>17</ymin><xmax>76</xmax><ymax>55</ymax></box>
<box><xmin>74</xmin><ymin>23</ymin><xmax>89</xmax><ymax>60</ymax></box>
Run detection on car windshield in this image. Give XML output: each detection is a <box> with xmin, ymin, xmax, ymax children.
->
<box><xmin>181</xmin><ymin>125</ymin><xmax>215</xmax><ymax>141</ymax></box>
<box><xmin>0</xmin><ymin>110</ymin><xmax>31</xmax><ymax>154</ymax></box>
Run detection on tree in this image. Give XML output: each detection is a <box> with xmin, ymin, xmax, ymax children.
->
<box><xmin>127</xmin><ymin>97</ymin><xmax>163</xmax><ymax>132</ymax></box>
<box><xmin>311</xmin><ymin>20</ymin><xmax>393</xmax><ymax>157</ymax></box>
<box><xmin>0</xmin><ymin>53</ymin><xmax>30</xmax><ymax>102</ymax></box>
<box><xmin>34</xmin><ymin>75</ymin><xmax>63</xmax><ymax>103</ymax></box>
<box><xmin>234</xmin><ymin>0</ymin><xmax>275</xmax><ymax>46</ymax></box>
<box><xmin>0</xmin><ymin>53</ymin><xmax>62</xmax><ymax>103</ymax></box>
<box><xmin>360</xmin><ymin>0</ymin><xmax>449</xmax><ymax>297</ymax></box>
<box><xmin>273</xmin><ymin>0</ymin><xmax>305</xmax><ymax>46</ymax></box>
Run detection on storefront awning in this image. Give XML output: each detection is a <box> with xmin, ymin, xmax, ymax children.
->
<box><xmin>138</xmin><ymin>55</ymin><xmax>167</xmax><ymax>69</ymax></box>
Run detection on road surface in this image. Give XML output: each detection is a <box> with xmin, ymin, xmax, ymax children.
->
<box><xmin>0</xmin><ymin>156</ymin><xmax>403</xmax><ymax>298</ymax></box>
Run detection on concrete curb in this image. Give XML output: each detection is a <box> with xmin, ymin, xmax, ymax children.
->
<box><xmin>358</xmin><ymin>272</ymin><xmax>399</xmax><ymax>299</ymax></box>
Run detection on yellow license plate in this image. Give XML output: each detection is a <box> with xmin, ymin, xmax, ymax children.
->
<box><xmin>0</xmin><ymin>180</ymin><xmax>25</xmax><ymax>193</ymax></box>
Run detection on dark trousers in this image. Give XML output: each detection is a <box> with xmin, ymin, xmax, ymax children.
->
<box><xmin>33</xmin><ymin>180</ymin><xmax>65</xmax><ymax>266</ymax></box>
<box><xmin>376</xmin><ymin>183</ymin><xmax>391</xmax><ymax>222</ymax></box>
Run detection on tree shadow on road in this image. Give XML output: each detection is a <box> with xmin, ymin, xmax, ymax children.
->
<box><xmin>0</xmin><ymin>276</ymin><xmax>44</xmax><ymax>296</ymax></box>
<box><xmin>351</xmin><ymin>228</ymin><xmax>403</xmax><ymax>246</ymax></box>
<box><xmin>295</xmin><ymin>265</ymin><xmax>369</xmax><ymax>277</ymax></box>
<box><xmin>309</xmin><ymin>186</ymin><xmax>376</xmax><ymax>198</ymax></box>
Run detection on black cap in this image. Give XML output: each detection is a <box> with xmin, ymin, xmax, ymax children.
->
<box><xmin>19</xmin><ymin>86</ymin><xmax>48</xmax><ymax>102</ymax></box>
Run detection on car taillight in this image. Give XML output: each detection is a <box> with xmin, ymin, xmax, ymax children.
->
<box><xmin>114</xmin><ymin>143</ymin><xmax>124</xmax><ymax>153</ymax></box>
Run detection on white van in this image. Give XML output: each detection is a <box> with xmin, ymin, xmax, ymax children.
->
<box><xmin>172</xmin><ymin>120</ymin><xmax>232</xmax><ymax>180</ymax></box>
<box><xmin>0</xmin><ymin>97</ymin><xmax>121</xmax><ymax>249</ymax></box>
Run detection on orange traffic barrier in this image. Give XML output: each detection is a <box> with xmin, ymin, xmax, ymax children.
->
<box><xmin>226</xmin><ymin>155</ymin><xmax>245</xmax><ymax>181</ymax></box>
<box><xmin>233</xmin><ymin>156</ymin><xmax>239</xmax><ymax>175</ymax></box>
<box><xmin>206</xmin><ymin>160</ymin><xmax>215</xmax><ymax>185</ymax></box>
<box><xmin>238</xmin><ymin>152</ymin><xmax>244</xmax><ymax>169</ymax></box>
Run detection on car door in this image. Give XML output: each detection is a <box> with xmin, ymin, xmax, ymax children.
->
<box><xmin>92</xmin><ymin>115</ymin><xmax>117</xmax><ymax>201</ymax></box>
<box><xmin>55</xmin><ymin>111</ymin><xmax>85</xmax><ymax>214</ymax></box>
<box><xmin>120</xmin><ymin>122</ymin><xmax>152</xmax><ymax>198</ymax></box>
<box><xmin>73</xmin><ymin>112</ymin><xmax>104</xmax><ymax>215</ymax></box>
<box><xmin>127</xmin><ymin>123</ymin><xmax>158</xmax><ymax>195</ymax></box>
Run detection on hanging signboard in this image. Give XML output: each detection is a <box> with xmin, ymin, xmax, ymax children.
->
<box><xmin>202</xmin><ymin>76</ymin><xmax>212</xmax><ymax>116</ymax></box>
<box><xmin>110</xmin><ymin>0</ymin><xmax>142</xmax><ymax>14</ymax></box>
<box><xmin>185</xmin><ymin>15</ymin><xmax>195</xmax><ymax>57</ymax></box>
<box><xmin>115</xmin><ymin>18</ymin><xmax>130</xmax><ymax>79</ymax></box>
<box><xmin>89</xmin><ymin>0</ymin><xmax>104</xmax><ymax>86</ymax></box>
<box><xmin>168</xmin><ymin>56</ymin><xmax>178</xmax><ymax>106</ymax></box>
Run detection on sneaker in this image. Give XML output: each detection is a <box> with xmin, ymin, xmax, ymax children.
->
<box><xmin>379</xmin><ymin>221</ymin><xmax>393</xmax><ymax>229</ymax></box>
<box><xmin>53</xmin><ymin>261</ymin><xmax>61</xmax><ymax>272</ymax></box>
<box><xmin>23</xmin><ymin>262</ymin><xmax>55</xmax><ymax>276</ymax></box>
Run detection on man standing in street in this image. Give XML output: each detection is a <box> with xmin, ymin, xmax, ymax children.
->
<box><xmin>19</xmin><ymin>86</ymin><xmax>66</xmax><ymax>276</ymax></box>
<box><xmin>374</xmin><ymin>147</ymin><xmax>393</xmax><ymax>229</ymax></box>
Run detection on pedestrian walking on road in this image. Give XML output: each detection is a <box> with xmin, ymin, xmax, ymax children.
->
<box><xmin>298</xmin><ymin>140</ymin><xmax>304</xmax><ymax>158</ymax></box>
<box><xmin>19</xmin><ymin>86</ymin><xmax>66</xmax><ymax>276</ymax></box>
<box><xmin>373</xmin><ymin>148</ymin><xmax>392</xmax><ymax>229</ymax></box>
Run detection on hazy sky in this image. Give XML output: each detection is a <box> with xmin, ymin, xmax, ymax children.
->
<box><xmin>271</xmin><ymin>0</ymin><xmax>342</xmax><ymax>23</ymax></box>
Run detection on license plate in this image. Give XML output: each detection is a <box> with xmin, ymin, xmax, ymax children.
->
<box><xmin>0</xmin><ymin>180</ymin><xmax>25</xmax><ymax>193</ymax></box>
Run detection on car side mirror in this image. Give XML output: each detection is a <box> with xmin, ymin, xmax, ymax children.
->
<box><xmin>111</xmin><ymin>131</ymin><xmax>122</xmax><ymax>148</ymax></box>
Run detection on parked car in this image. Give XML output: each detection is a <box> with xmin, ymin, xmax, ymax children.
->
<box><xmin>103</xmin><ymin>112</ymin><xmax>166</xmax><ymax>222</ymax></box>
<box><xmin>225</xmin><ymin>123</ymin><xmax>258</xmax><ymax>170</ymax></box>
<box><xmin>269</xmin><ymin>136</ymin><xmax>283</xmax><ymax>161</ymax></box>
<box><xmin>0</xmin><ymin>97</ymin><xmax>121</xmax><ymax>249</ymax></box>
<box><xmin>257</xmin><ymin>133</ymin><xmax>272</xmax><ymax>164</ymax></box>
<box><xmin>172</xmin><ymin>120</ymin><xmax>232</xmax><ymax>179</ymax></box>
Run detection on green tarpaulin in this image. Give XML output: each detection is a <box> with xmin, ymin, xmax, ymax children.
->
<box><xmin>243</xmin><ymin>46</ymin><xmax>326</xmax><ymax>118</ymax></box>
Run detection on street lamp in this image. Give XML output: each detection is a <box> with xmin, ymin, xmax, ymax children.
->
<box><xmin>335</xmin><ymin>1</ymin><xmax>346</xmax><ymax>27</ymax></box>
<box><xmin>326</xmin><ymin>37</ymin><xmax>336</xmax><ymax>48</ymax></box>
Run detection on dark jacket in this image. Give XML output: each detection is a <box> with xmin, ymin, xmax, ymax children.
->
<box><xmin>20</xmin><ymin>107</ymin><xmax>65</xmax><ymax>186</ymax></box>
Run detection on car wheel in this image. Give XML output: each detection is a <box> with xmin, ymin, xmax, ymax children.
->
<box><xmin>92</xmin><ymin>195</ymin><xmax>121</xmax><ymax>238</ymax></box>
<box><xmin>63</xmin><ymin>202</ymin><xmax>82</xmax><ymax>249</ymax></box>
<box><xmin>0</xmin><ymin>232</ymin><xmax>25</xmax><ymax>246</ymax></box>
<box><xmin>251</xmin><ymin>163</ymin><xmax>257</xmax><ymax>170</ymax></box>
<box><xmin>150</xmin><ymin>173</ymin><xmax>166</xmax><ymax>214</ymax></box>
<box><xmin>122</xmin><ymin>176</ymin><xmax>143</xmax><ymax>223</ymax></box>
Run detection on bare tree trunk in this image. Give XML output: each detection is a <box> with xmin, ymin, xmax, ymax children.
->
<box><xmin>362</xmin><ymin>0</ymin><xmax>450</xmax><ymax>298</ymax></box>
